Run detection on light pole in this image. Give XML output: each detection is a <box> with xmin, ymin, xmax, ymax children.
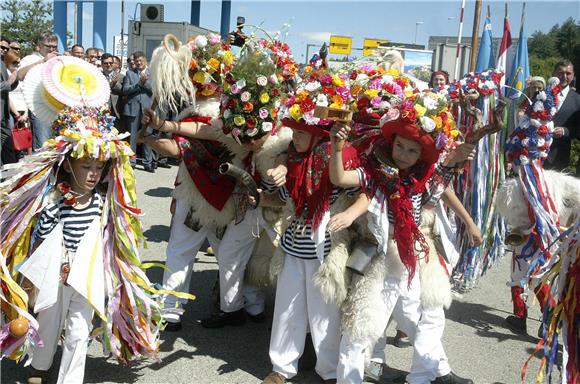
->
<box><xmin>414</xmin><ymin>21</ymin><xmax>424</xmax><ymax>45</ymax></box>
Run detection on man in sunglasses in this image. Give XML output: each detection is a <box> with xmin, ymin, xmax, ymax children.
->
<box><xmin>16</xmin><ymin>31</ymin><xmax>59</xmax><ymax>150</ymax></box>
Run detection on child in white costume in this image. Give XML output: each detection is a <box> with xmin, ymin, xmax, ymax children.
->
<box><xmin>0</xmin><ymin>106</ymin><xmax>163</xmax><ymax>384</ymax></box>
<box><xmin>25</xmin><ymin>155</ymin><xmax>106</xmax><ymax>384</ymax></box>
<box><xmin>329</xmin><ymin>92</ymin><xmax>475</xmax><ymax>384</ymax></box>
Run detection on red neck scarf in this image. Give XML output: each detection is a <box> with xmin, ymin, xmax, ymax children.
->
<box><xmin>286</xmin><ymin>140</ymin><xmax>359</xmax><ymax>231</ymax></box>
<box><xmin>362</xmin><ymin>138</ymin><xmax>434</xmax><ymax>282</ymax></box>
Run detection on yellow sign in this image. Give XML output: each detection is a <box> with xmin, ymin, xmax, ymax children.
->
<box><xmin>329</xmin><ymin>35</ymin><xmax>352</xmax><ymax>55</ymax></box>
<box><xmin>363</xmin><ymin>38</ymin><xmax>388</xmax><ymax>56</ymax></box>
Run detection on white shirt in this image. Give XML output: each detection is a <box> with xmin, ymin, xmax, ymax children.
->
<box><xmin>557</xmin><ymin>85</ymin><xmax>570</xmax><ymax>111</ymax></box>
<box><xmin>19</xmin><ymin>52</ymin><xmax>43</xmax><ymax>70</ymax></box>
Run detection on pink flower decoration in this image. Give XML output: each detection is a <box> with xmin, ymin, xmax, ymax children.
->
<box><xmin>259</xmin><ymin>108</ymin><xmax>269</xmax><ymax>119</ymax></box>
<box><xmin>370</xmin><ymin>96</ymin><xmax>382</xmax><ymax>108</ymax></box>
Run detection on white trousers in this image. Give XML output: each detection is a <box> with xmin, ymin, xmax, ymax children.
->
<box><xmin>337</xmin><ymin>272</ymin><xmax>420</xmax><ymax>384</ymax></box>
<box><xmin>269</xmin><ymin>255</ymin><xmax>341</xmax><ymax>380</ymax></box>
<box><xmin>31</xmin><ymin>284</ymin><xmax>94</xmax><ymax>384</ymax></box>
<box><xmin>407</xmin><ymin>306</ymin><xmax>450</xmax><ymax>384</ymax></box>
<box><xmin>161</xmin><ymin>199</ymin><xmax>220</xmax><ymax>322</ymax></box>
<box><xmin>217</xmin><ymin>207</ymin><xmax>276</xmax><ymax>313</ymax></box>
<box><xmin>368</xmin><ymin>285</ymin><xmax>451</xmax><ymax>384</ymax></box>
<box><xmin>370</xmin><ymin>283</ymin><xmax>422</xmax><ymax>363</ymax></box>
<box><xmin>162</xmin><ymin>199</ymin><xmax>265</xmax><ymax>321</ymax></box>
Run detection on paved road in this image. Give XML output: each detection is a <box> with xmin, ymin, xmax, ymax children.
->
<box><xmin>2</xmin><ymin>164</ymin><xmax>561</xmax><ymax>384</ymax></box>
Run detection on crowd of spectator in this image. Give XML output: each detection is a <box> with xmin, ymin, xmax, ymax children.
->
<box><xmin>0</xmin><ymin>31</ymin><xmax>578</xmax><ymax>175</ymax></box>
<box><xmin>0</xmin><ymin>32</ymin><xmax>167</xmax><ymax>172</ymax></box>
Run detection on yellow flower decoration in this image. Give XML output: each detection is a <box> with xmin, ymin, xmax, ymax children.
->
<box><xmin>201</xmin><ymin>88</ymin><xmax>216</xmax><ymax>96</ymax></box>
<box><xmin>364</xmin><ymin>89</ymin><xmax>379</xmax><ymax>98</ymax></box>
<box><xmin>432</xmin><ymin>115</ymin><xmax>443</xmax><ymax>129</ymax></box>
<box><xmin>260</xmin><ymin>93</ymin><xmax>270</xmax><ymax>104</ymax></box>
<box><xmin>332</xmin><ymin>75</ymin><xmax>344</xmax><ymax>87</ymax></box>
<box><xmin>414</xmin><ymin>104</ymin><xmax>427</xmax><ymax>118</ymax></box>
<box><xmin>386</xmin><ymin>69</ymin><xmax>400</xmax><ymax>77</ymax></box>
<box><xmin>193</xmin><ymin>71</ymin><xmax>207</xmax><ymax>84</ymax></box>
<box><xmin>289</xmin><ymin>104</ymin><xmax>302</xmax><ymax>121</ymax></box>
<box><xmin>207</xmin><ymin>58</ymin><xmax>220</xmax><ymax>73</ymax></box>
<box><xmin>351</xmin><ymin>85</ymin><xmax>363</xmax><ymax>96</ymax></box>
<box><xmin>450</xmin><ymin>129</ymin><xmax>459</xmax><ymax>138</ymax></box>
<box><xmin>222</xmin><ymin>51</ymin><xmax>234</xmax><ymax>65</ymax></box>
<box><xmin>234</xmin><ymin>115</ymin><xmax>245</xmax><ymax>126</ymax></box>
<box><xmin>297</xmin><ymin>90</ymin><xmax>309</xmax><ymax>102</ymax></box>
<box><xmin>303</xmin><ymin>66</ymin><xmax>313</xmax><ymax>75</ymax></box>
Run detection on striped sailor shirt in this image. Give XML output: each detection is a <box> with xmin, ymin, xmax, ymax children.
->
<box><xmin>36</xmin><ymin>193</ymin><xmax>104</xmax><ymax>253</ymax></box>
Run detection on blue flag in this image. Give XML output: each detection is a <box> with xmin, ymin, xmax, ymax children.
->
<box><xmin>475</xmin><ymin>16</ymin><xmax>495</xmax><ymax>72</ymax></box>
<box><xmin>506</xmin><ymin>16</ymin><xmax>529</xmax><ymax>99</ymax></box>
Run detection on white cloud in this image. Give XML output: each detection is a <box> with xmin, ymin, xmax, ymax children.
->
<box><xmin>298</xmin><ymin>31</ymin><xmax>331</xmax><ymax>43</ymax></box>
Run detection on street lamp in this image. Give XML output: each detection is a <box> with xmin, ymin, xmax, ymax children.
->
<box><xmin>414</xmin><ymin>21</ymin><xmax>424</xmax><ymax>45</ymax></box>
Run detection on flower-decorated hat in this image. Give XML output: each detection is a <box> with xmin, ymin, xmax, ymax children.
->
<box><xmin>380</xmin><ymin>91</ymin><xmax>459</xmax><ymax>164</ymax></box>
<box><xmin>505</xmin><ymin>77</ymin><xmax>560</xmax><ymax>166</ymax></box>
<box><xmin>47</xmin><ymin>105</ymin><xmax>133</xmax><ymax>161</ymax></box>
<box><xmin>22</xmin><ymin>56</ymin><xmax>110</xmax><ymax>125</ymax></box>
<box><xmin>220</xmin><ymin>43</ymin><xmax>283</xmax><ymax>143</ymax></box>
<box><xmin>279</xmin><ymin>61</ymin><xmax>352</xmax><ymax>137</ymax></box>
<box><xmin>348</xmin><ymin>64</ymin><xmax>412</xmax><ymax>125</ymax></box>
<box><xmin>447</xmin><ymin>69</ymin><xmax>503</xmax><ymax>100</ymax></box>
<box><xmin>187</xmin><ymin>33</ymin><xmax>235</xmax><ymax>97</ymax></box>
<box><xmin>257</xmin><ymin>38</ymin><xmax>298</xmax><ymax>82</ymax></box>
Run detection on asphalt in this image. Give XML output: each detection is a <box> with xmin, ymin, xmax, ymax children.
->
<box><xmin>1</xmin><ymin>164</ymin><xmax>562</xmax><ymax>384</ymax></box>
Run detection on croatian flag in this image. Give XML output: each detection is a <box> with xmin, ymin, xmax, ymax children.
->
<box><xmin>475</xmin><ymin>16</ymin><xmax>495</xmax><ymax>72</ymax></box>
<box><xmin>496</xmin><ymin>15</ymin><xmax>513</xmax><ymax>93</ymax></box>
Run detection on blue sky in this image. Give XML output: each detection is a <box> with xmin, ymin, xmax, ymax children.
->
<box><xmin>71</xmin><ymin>0</ymin><xmax>578</xmax><ymax>61</ymax></box>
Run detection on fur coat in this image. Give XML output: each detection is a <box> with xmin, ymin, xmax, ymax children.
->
<box><xmin>340</xmin><ymin>208</ymin><xmax>453</xmax><ymax>345</ymax></box>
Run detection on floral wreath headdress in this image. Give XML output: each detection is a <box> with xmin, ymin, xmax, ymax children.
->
<box><xmin>379</xmin><ymin>90</ymin><xmax>459</xmax><ymax>164</ymax></box>
<box><xmin>348</xmin><ymin>64</ymin><xmax>413</xmax><ymax>126</ymax></box>
<box><xmin>220</xmin><ymin>39</ymin><xmax>285</xmax><ymax>144</ymax></box>
<box><xmin>279</xmin><ymin>63</ymin><xmax>352</xmax><ymax>136</ymax></box>
<box><xmin>505</xmin><ymin>77</ymin><xmax>560</xmax><ymax>166</ymax></box>
<box><xmin>187</xmin><ymin>33</ymin><xmax>235</xmax><ymax>97</ymax></box>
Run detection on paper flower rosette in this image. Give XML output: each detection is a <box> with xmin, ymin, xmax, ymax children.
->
<box><xmin>392</xmin><ymin>91</ymin><xmax>459</xmax><ymax>152</ymax></box>
<box><xmin>505</xmin><ymin>81</ymin><xmax>559</xmax><ymax>166</ymax></box>
<box><xmin>257</xmin><ymin>38</ymin><xmax>298</xmax><ymax>82</ymax></box>
<box><xmin>279</xmin><ymin>69</ymin><xmax>351</xmax><ymax>129</ymax></box>
<box><xmin>348</xmin><ymin>65</ymin><xmax>413</xmax><ymax>124</ymax></box>
<box><xmin>187</xmin><ymin>33</ymin><xmax>235</xmax><ymax>97</ymax></box>
<box><xmin>447</xmin><ymin>69</ymin><xmax>503</xmax><ymax>101</ymax></box>
<box><xmin>48</xmin><ymin>105</ymin><xmax>133</xmax><ymax>161</ymax></box>
<box><xmin>220</xmin><ymin>47</ymin><xmax>283</xmax><ymax>143</ymax></box>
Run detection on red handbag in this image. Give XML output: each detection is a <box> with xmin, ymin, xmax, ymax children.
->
<box><xmin>12</xmin><ymin>121</ymin><xmax>32</xmax><ymax>151</ymax></box>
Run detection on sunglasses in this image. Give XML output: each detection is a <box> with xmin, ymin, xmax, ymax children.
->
<box><xmin>10</xmin><ymin>46</ymin><xmax>20</xmax><ymax>51</ymax></box>
<box><xmin>0</xmin><ymin>46</ymin><xmax>10</xmax><ymax>51</ymax></box>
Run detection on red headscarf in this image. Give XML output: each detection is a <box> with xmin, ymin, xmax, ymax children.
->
<box><xmin>359</xmin><ymin>118</ymin><xmax>438</xmax><ymax>282</ymax></box>
<box><xmin>283</xmin><ymin>119</ymin><xmax>359</xmax><ymax>230</ymax></box>
<box><xmin>381</xmin><ymin>119</ymin><xmax>440</xmax><ymax>164</ymax></box>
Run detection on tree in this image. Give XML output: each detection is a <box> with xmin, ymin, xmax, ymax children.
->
<box><xmin>527</xmin><ymin>31</ymin><xmax>557</xmax><ymax>59</ymax></box>
<box><xmin>0</xmin><ymin>0</ymin><xmax>53</xmax><ymax>56</ymax></box>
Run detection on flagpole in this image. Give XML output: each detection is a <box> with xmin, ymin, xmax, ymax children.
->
<box><xmin>469</xmin><ymin>0</ymin><xmax>483</xmax><ymax>72</ymax></box>
<box><xmin>453</xmin><ymin>0</ymin><xmax>466</xmax><ymax>81</ymax></box>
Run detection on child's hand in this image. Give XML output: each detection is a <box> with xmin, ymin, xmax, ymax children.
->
<box><xmin>467</xmin><ymin>224</ymin><xmax>483</xmax><ymax>246</ymax></box>
<box><xmin>330</xmin><ymin>123</ymin><xmax>351</xmax><ymax>151</ymax></box>
<box><xmin>443</xmin><ymin>142</ymin><xmax>476</xmax><ymax>167</ymax></box>
<box><xmin>266</xmin><ymin>164</ymin><xmax>287</xmax><ymax>187</ymax></box>
<box><xmin>142</xmin><ymin>108</ymin><xmax>162</xmax><ymax>129</ymax></box>
<box><xmin>328</xmin><ymin>211</ymin><xmax>355</xmax><ymax>233</ymax></box>
<box><xmin>248</xmin><ymin>188</ymin><xmax>263</xmax><ymax>207</ymax></box>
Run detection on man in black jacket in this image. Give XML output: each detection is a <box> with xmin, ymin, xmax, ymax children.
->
<box><xmin>545</xmin><ymin>60</ymin><xmax>580</xmax><ymax>175</ymax></box>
